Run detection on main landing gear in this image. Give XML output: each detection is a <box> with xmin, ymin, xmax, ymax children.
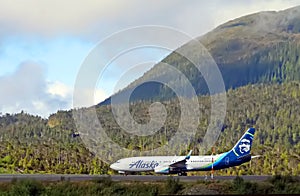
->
<box><xmin>178</xmin><ymin>172</ymin><xmax>187</xmax><ymax>176</ymax></box>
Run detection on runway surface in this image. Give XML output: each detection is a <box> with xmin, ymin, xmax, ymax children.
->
<box><xmin>0</xmin><ymin>174</ymin><xmax>279</xmax><ymax>182</ymax></box>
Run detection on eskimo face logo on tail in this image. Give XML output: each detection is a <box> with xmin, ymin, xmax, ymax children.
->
<box><xmin>238</xmin><ymin>139</ymin><xmax>250</xmax><ymax>154</ymax></box>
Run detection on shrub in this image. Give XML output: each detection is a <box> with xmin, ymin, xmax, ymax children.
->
<box><xmin>10</xmin><ymin>179</ymin><xmax>44</xmax><ymax>196</ymax></box>
<box><xmin>165</xmin><ymin>177</ymin><xmax>182</xmax><ymax>195</ymax></box>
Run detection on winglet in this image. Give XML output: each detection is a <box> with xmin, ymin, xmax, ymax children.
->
<box><xmin>186</xmin><ymin>150</ymin><xmax>193</xmax><ymax>160</ymax></box>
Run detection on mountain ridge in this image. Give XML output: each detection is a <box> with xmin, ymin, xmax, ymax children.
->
<box><xmin>100</xmin><ymin>6</ymin><xmax>300</xmax><ymax>105</ymax></box>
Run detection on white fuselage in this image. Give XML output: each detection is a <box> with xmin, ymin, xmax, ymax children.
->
<box><xmin>110</xmin><ymin>128</ymin><xmax>256</xmax><ymax>174</ymax></box>
<box><xmin>110</xmin><ymin>153</ymin><xmax>225</xmax><ymax>172</ymax></box>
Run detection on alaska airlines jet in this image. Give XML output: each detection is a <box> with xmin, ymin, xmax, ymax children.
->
<box><xmin>110</xmin><ymin>128</ymin><xmax>256</xmax><ymax>176</ymax></box>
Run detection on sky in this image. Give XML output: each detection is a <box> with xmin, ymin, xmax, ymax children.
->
<box><xmin>0</xmin><ymin>0</ymin><xmax>300</xmax><ymax>117</ymax></box>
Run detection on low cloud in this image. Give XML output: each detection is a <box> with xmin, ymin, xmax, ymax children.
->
<box><xmin>73</xmin><ymin>87</ymin><xmax>107</xmax><ymax>109</ymax></box>
<box><xmin>0</xmin><ymin>62</ymin><xmax>108</xmax><ymax>117</ymax></box>
<box><xmin>0</xmin><ymin>62</ymin><xmax>72</xmax><ymax>117</ymax></box>
<box><xmin>47</xmin><ymin>81</ymin><xmax>72</xmax><ymax>99</ymax></box>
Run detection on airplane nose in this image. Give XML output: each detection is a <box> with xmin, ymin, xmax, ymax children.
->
<box><xmin>110</xmin><ymin>163</ymin><xmax>119</xmax><ymax>170</ymax></box>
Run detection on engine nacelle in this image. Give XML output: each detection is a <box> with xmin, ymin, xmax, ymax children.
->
<box><xmin>154</xmin><ymin>166</ymin><xmax>170</xmax><ymax>174</ymax></box>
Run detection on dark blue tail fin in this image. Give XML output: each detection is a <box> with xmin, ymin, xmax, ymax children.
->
<box><xmin>231</xmin><ymin>128</ymin><xmax>255</xmax><ymax>157</ymax></box>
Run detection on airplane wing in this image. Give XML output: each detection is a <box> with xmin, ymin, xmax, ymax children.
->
<box><xmin>169</xmin><ymin>150</ymin><xmax>192</xmax><ymax>167</ymax></box>
<box><xmin>155</xmin><ymin>150</ymin><xmax>192</xmax><ymax>174</ymax></box>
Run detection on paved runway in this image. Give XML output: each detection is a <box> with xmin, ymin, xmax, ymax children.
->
<box><xmin>0</xmin><ymin>174</ymin><xmax>278</xmax><ymax>182</ymax></box>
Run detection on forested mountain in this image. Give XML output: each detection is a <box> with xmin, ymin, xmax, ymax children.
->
<box><xmin>0</xmin><ymin>7</ymin><xmax>300</xmax><ymax>176</ymax></box>
<box><xmin>0</xmin><ymin>83</ymin><xmax>299</xmax><ymax>175</ymax></box>
<box><xmin>101</xmin><ymin>6</ymin><xmax>300</xmax><ymax>105</ymax></box>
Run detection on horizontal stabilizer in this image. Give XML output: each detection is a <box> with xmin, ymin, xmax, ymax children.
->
<box><xmin>237</xmin><ymin>154</ymin><xmax>251</xmax><ymax>161</ymax></box>
<box><xmin>251</xmin><ymin>155</ymin><xmax>261</xmax><ymax>159</ymax></box>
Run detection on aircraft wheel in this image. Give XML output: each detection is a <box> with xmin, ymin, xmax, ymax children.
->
<box><xmin>178</xmin><ymin>172</ymin><xmax>187</xmax><ymax>176</ymax></box>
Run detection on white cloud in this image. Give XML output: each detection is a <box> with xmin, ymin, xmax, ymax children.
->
<box><xmin>212</xmin><ymin>0</ymin><xmax>300</xmax><ymax>28</ymax></box>
<box><xmin>0</xmin><ymin>61</ymin><xmax>108</xmax><ymax>116</ymax></box>
<box><xmin>47</xmin><ymin>81</ymin><xmax>72</xmax><ymax>99</ymax></box>
<box><xmin>0</xmin><ymin>0</ymin><xmax>178</xmax><ymax>38</ymax></box>
<box><xmin>0</xmin><ymin>62</ymin><xmax>72</xmax><ymax>117</ymax></box>
<box><xmin>0</xmin><ymin>61</ymin><xmax>46</xmax><ymax>104</ymax></box>
<box><xmin>94</xmin><ymin>89</ymin><xmax>108</xmax><ymax>105</ymax></box>
<box><xmin>48</xmin><ymin>81</ymin><xmax>108</xmax><ymax>107</ymax></box>
<box><xmin>0</xmin><ymin>0</ymin><xmax>125</xmax><ymax>37</ymax></box>
<box><xmin>73</xmin><ymin>87</ymin><xmax>107</xmax><ymax>108</ymax></box>
<box><xmin>0</xmin><ymin>0</ymin><xmax>299</xmax><ymax>38</ymax></box>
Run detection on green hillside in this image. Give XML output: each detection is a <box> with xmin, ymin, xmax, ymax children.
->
<box><xmin>0</xmin><ymin>82</ymin><xmax>299</xmax><ymax>175</ymax></box>
<box><xmin>101</xmin><ymin>6</ymin><xmax>300</xmax><ymax>105</ymax></box>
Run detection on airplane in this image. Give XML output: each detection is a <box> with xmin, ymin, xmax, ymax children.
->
<box><xmin>110</xmin><ymin>128</ymin><xmax>257</xmax><ymax>176</ymax></box>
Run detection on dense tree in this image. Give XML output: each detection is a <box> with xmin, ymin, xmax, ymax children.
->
<box><xmin>0</xmin><ymin>82</ymin><xmax>299</xmax><ymax>175</ymax></box>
